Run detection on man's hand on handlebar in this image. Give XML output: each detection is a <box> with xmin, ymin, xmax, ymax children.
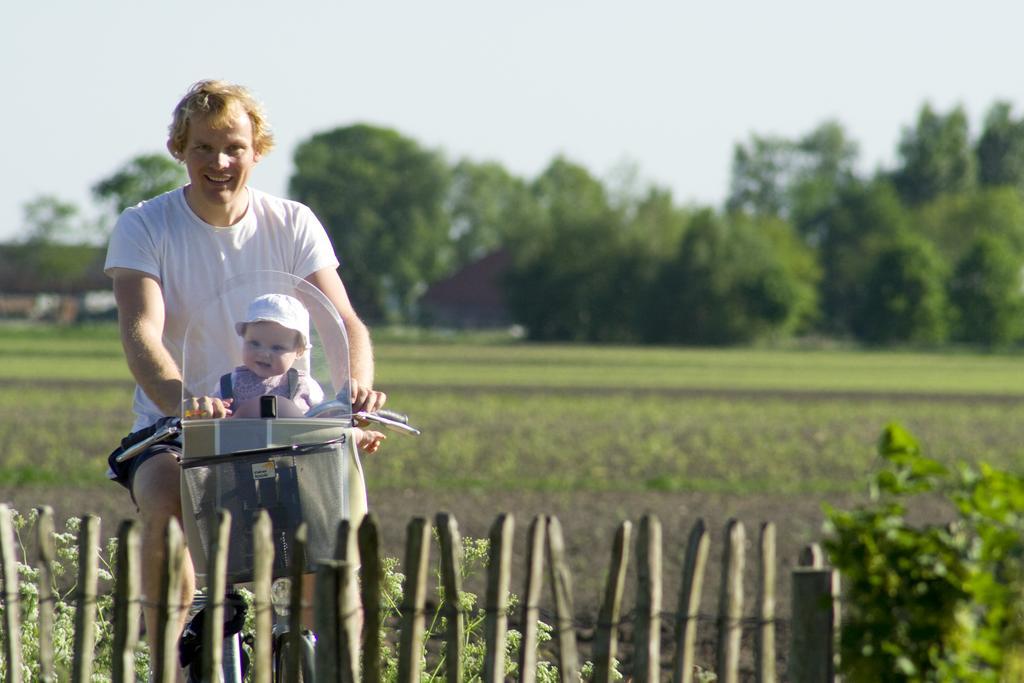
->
<box><xmin>350</xmin><ymin>378</ymin><xmax>386</xmax><ymax>414</ymax></box>
<box><xmin>182</xmin><ymin>396</ymin><xmax>233</xmax><ymax>420</ymax></box>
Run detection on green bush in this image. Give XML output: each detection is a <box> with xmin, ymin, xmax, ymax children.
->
<box><xmin>824</xmin><ymin>423</ymin><xmax>1024</xmax><ymax>681</ymax></box>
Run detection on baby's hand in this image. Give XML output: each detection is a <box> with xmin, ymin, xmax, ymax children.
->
<box><xmin>353</xmin><ymin>427</ymin><xmax>387</xmax><ymax>454</ymax></box>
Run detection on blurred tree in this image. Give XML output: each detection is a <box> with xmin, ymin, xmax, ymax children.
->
<box><xmin>21</xmin><ymin>195</ymin><xmax>83</xmax><ymax>244</ymax></box>
<box><xmin>891</xmin><ymin>103</ymin><xmax>976</xmax><ymax>205</ymax></box>
<box><xmin>607</xmin><ymin>161</ymin><xmax>692</xmax><ymax>257</ymax></box>
<box><xmin>948</xmin><ymin>234</ymin><xmax>1024</xmax><ymax>348</ymax></box>
<box><xmin>17</xmin><ymin>195</ymin><xmax>98</xmax><ymax>285</ymax></box>
<box><xmin>816</xmin><ymin>179</ymin><xmax>910</xmax><ymax>335</ymax></box>
<box><xmin>726</xmin><ymin>120</ymin><xmax>859</xmax><ymax>244</ymax></box>
<box><xmin>726</xmin><ymin>134</ymin><xmax>794</xmax><ymax>217</ymax></box>
<box><xmin>976</xmin><ymin>101</ymin><xmax>1024</xmax><ymax>190</ymax></box>
<box><xmin>289</xmin><ymin>124</ymin><xmax>451</xmax><ymax>322</ymax></box>
<box><xmin>853</xmin><ymin>234</ymin><xmax>949</xmax><ymax>345</ymax></box>
<box><xmin>606</xmin><ymin>174</ymin><xmax>692</xmax><ymax>342</ymax></box>
<box><xmin>503</xmin><ymin>157</ymin><xmax>634</xmax><ymax>341</ymax></box>
<box><xmin>911</xmin><ymin>187</ymin><xmax>1024</xmax><ymax>266</ymax></box>
<box><xmin>789</xmin><ymin>121</ymin><xmax>861</xmax><ymax>244</ymax></box>
<box><xmin>758</xmin><ymin>215</ymin><xmax>822</xmax><ymax>333</ymax></box>
<box><xmin>648</xmin><ymin>210</ymin><xmax>815</xmax><ymax>345</ymax></box>
<box><xmin>446</xmin><ymin>159</ymin><xmax>534</xmax><ymax>268</ymax></box>
<box><xmin>92</xmin><ymin>153</ymin><xmax>186</xmax><ymax>221</ymax></box>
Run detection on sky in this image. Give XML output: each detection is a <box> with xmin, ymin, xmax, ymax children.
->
<box><xmin>4</xmin><ymin>1</ymin><xmax>1023</xmax><ymax>243</ymax></box>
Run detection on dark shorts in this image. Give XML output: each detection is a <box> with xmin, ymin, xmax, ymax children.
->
<box><xmin>107</xmin><ymin>417</ymin><xmax>182</xmax><ymax>504</ymax></box>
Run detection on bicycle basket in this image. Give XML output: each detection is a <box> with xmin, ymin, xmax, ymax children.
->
<box><xmin>180</xmin><ymin>418</ymin><xmax>367</xmax><ymax>583</ymax></box>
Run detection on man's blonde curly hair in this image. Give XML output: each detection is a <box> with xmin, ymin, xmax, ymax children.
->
<box><xmin>167</xmin><ymin>80</ymin><xmax>275</xmax><ymax>159</ymax></box>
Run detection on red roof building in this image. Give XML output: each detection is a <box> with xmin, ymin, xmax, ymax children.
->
<box><xmin>420</xmin><ymin>250</ymin><xmax>513</xmax><ymax>328</ymax></box>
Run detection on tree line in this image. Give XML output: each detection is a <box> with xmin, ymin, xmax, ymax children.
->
<box><xmin>16</xmin><ymin>100</ymin><xmax>1024</xmax><ymax>347</ymax></box>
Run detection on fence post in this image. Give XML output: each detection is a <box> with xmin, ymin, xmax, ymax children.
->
<box><xmin>798</xmin><ymin>543</ymin><xmax>823</xmax><ymax>569</ymax></box>
<box><xmin>154</xmin><ymin>517</ymin><xmax>185</xmax><ymax>683</ymax></box>
<box><xmin>285</xmin><ymin>522</ymin><xmax>309</xmax><ymax>683</ymax></box>
<box><xmin>0</xmin><ymin>504</ymin><xmax>23</xmax><ymax>683</ymax></box>
<box><xmin>314</xmin><ymin>561</ymin><xmax>341</xmax><ymax>683</ymax></box>
<box><xmin>71</xmin><ymin>515</ymin><xmax>100</xmax><ymax>683</ymax></box>
<box><xmin>635</xmin><ymin>514</ymin><xmax>663</xmax><ymax>683</ymax></box>
<box><xmin>756</xmin><ymin>522</ymin><xmax>776</xmax><ymax>683</ymax></box>
<box><xmin>546</xmin><ymin>515</ymin><xmax>580</xmax><ymax>682</ymax></box>
<box><xmin>335</xmin><ymin>518</ymin><xmax>357</xmax><ymax>564</ymax></box>
<box><xmin>716</xmin><ymin>519</ymin><xmax>745</xmax><ymax>683</ymax></box>
<box><xmin>592</xmin><ymin>521</ymin><xmax>631</xmax><ymax>683</ymax></box>
<box><xmin>35</xmin><ymin>506</ymin><xmax>57</xmax><ymax>683</ymax></box>
<box><xmin>251</xmin><ymin>511</ymin><xmax>274</xmax><ymax>683</ymax></box>
<box><xmin>333</xmin><ymin>517</ymin><xmax>362</xmax><ymax>680</ymax></box>
<box><xmin>436</xmin><ymin>512</ymin><xmax>465</xmax><ymax>683</ymax></box>
<box><xmin>672</xmin><ymin>518</ymin><xmax>710</xmax><ymax>683</ymax></box>
<box><xmin>483</xmin><ymin>513</ymin><xmax>514</xmax><ymax>683</ymax></box>
<box><xmin>357</xmin><ymin>513</ymin><xmax>383</xmax><ymax>683</ymax></box>
<box><xmin>201</xmin><ymin>510</ymin><xmax>232</xmax><ymax>682</ymax></box>
<box><xmin>397</xmin><ymin>517</ymin><xmax>431</xmax><ymax>683</ymax></box>
<box><xmin>111</xmin><ymin>519</ymin><xmax>140</xmax><ymax>683</ymax></box>
<box><xmin>789</xmin><ymin>568</ymin><xmax>840</xmax><ymax>683</ymax></box>
<box><xmin>517</xmin><ymin>515</ymin><xmax>547</xmax><ymax>683</ymax></box>
<box><xmin>315</xmin><ymin>559</ymin><xmax>359</xmax><ymax>683</ymax></box>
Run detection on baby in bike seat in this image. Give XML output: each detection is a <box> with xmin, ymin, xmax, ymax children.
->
<box><xmin>217</xmin><ymin>293</ymin><xmax>386</xmax><ymax>453</ymax></box>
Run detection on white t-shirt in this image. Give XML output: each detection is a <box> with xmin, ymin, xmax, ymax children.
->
<box><xmin>104</xmin><ymin>187</ymin><xmax>339</xmax><ymax>430</ymax></box>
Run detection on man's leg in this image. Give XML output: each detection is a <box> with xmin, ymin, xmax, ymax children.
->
<box><xmin>132</xmin><ymin>452</ymin><xmax>195</xmax><ymax>676</ymax></box>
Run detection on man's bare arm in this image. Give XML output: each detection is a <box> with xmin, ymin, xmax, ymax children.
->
<box><xmin>306</xmin><ymin>267</ymin><xmax>385</xmax><ymax>411</ymax></box>
<box><xmin>111</xmin><ymin>268</ymin><xmax>183</xmax><ymax>416</ymax></box>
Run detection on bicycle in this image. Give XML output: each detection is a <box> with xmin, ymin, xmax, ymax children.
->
<box><xmin>115</xmin><ymin>270</ymin><xmax>419</xmax><ymax>682</ymax></box>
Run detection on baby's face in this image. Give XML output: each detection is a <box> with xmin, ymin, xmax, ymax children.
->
<box><xmin>240</xmin><ymin>321</ymin><xmax>303</xmax><ymax>379</ymax></box>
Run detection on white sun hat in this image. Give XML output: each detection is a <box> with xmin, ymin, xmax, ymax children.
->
<box><xmin>235</xmin><ymin>293</ymin><xmax>312</xmax><ymax>349</ymax></box>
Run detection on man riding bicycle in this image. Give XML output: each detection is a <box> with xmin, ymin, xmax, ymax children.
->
<box><xmin>104</xmin><ymin>79</ymin><xmax>385</xmax><ymax>678</ymax></box>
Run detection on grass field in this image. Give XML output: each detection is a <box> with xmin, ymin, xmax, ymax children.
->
<box><xmin>2</xmin><ymin>322</ymin><xmax>1023</xmax><ymax>493</ymax></box>
<box><xmin>4</xmin><ymin>321</ymin><xmax>1021</xmax><ymax>663</ymax></box>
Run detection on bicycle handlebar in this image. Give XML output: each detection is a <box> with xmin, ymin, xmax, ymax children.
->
<box><xmin>374</xmin><ymin>408</ymin><xmax>409</xmax><ymax>424</ymax></box>
<box><xmin>353</xmin><ymin>410</ymin><xmax>421</xmax><ymax>436</ymax></box>
<box><xmin>115</xmin><ymin>421</ymin><xmax>181</xmax><ymax>463</ymax></box>
<box><xmin>115</xmin><ymin>406</ymin><xmax>419</xmax><ymax>464</ymax></box>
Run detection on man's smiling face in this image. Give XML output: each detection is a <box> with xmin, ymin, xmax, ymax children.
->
<box><xmin>177</xmin><ymin>106</ymin><xmax>261</xmax><ymax>226</ymax></box>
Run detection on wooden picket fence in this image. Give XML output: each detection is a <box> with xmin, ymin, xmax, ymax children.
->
<box><xmin>0</xmin><ymin>503</ymin><xmax>841</xmax><ymax>682</ymax></box>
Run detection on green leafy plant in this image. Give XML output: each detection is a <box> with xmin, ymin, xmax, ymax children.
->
<box><xmin>824</xmin><ymin>422</ymin><xmax>1024</xmax><ymax>681</ymax></box>
<box><xmin>373</xmin><ymin>534</ymin><xmax>621</xmax><ymax>682</ymax></box>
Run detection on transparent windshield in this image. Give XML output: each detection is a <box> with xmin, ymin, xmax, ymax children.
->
<box><xmin>181</xmin><ymin>270</ymin><xmax>351</xmax><ymax>420</ymax></box>
<box><xmin>178</xmin><ymin>272</ymin><xmax>364</xmax><ymax>584</ymax></box>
